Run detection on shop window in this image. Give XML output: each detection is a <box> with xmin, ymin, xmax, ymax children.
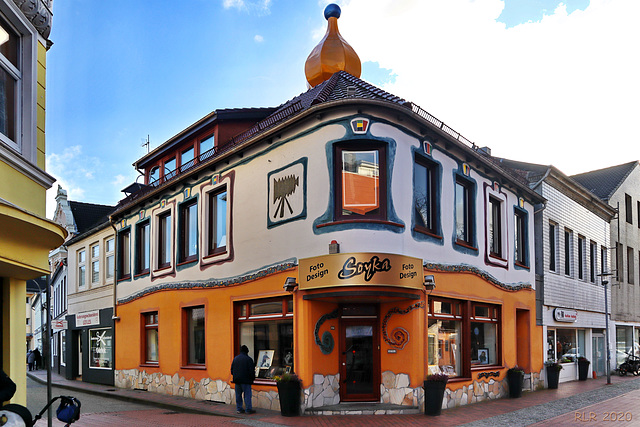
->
<box><xmin>143</xmin><ymin>312</ymin><xmax>159</xmax><ymax>364</ymax></box>
<box><xmin>564</xmin><ymin>229</ymin><xmax>573</xmax><ymax>277</ymax></box>
<box><xmin>590</xmin><ymin>241</ymin><xmax>597</xmax><ymax>283</ymax></box>
<box><xmin>61</xmin><ymin>330</ymin><xmax>66</xmax><ymax>366</ymax></box>
<box><xmin>334</xmin><ymin>143</ymin><xmax>387</xmax><ymax>222</ymax></box>
<box><xmin>488</xmin><ymin>197</ymin><xmax>503</xmax><ymax>258</ymax></box>
<box><xmin>184</xmin><ymin>306</ymin><xmax>205</xmax><ymax>366</ymax></box>
<box><xmin>235</xmin><ymin>297</ymin><xmax>294</xmax><ymax>382</ymax></box>
<box><xmin>548</xmin><ymin>328</ymin><xmax>582</xmax><ymax>362</ymax></box>
<box><xmin>625</xmin><ymin>194</ymin><xmax>633</xmax><ymax>224</ymax></box>
<box><xmin>118</xmin><ymin>229</ymin><xmax>131</xmax><ymax>280</ymax></box>
<box><xmin>428</xmin><ymin>299</ymin><xmax>462</xmax><ymax>377</ymax></box>
<box><xmin>414</xmin><ymin>156</ymin><xmax>440</xmax><ymax>236</ymax></box>
<box><xmin>78</xmin><ymin>249</ymin><xmax>86</xmax><ymax>288</ymax></box>
<box><xmin>89</xmin><ymin>328</ymin><xmax>113</xmax><ymax>369</ymax></box>
<box><xmin>158</xmin><ymin>211</ymin><xmax>172</xmax><ymax>269</ymax></box>
<box><xmin>549</xmin><ymin>222</ymin><xmax>558</xmax><ymax>272</ymax></box>
<box><xmin>514</xmin><ymin>208</ymin><xmax>528</xmax><ymax>267</ymax></box>
<box><xmin>207</xmin><ymin>187</ymin><xmax>227</xmax><ymax>256</ymax></box>
<box><xmin>106</xmin><ymin>238</ymin><xmax>115</xmax><ymax>280</ymax></box>
<box><xmin>616</xmin><ymin>326</ymin><xmax>634</xmax><ymax>365</ymax></box>
<box><xmin>577</xmin><ymin>236</ymin><xmax>585</xmax><ymax>280</ymax></box>
<box><xmin>91</xmin><ymin>244</ymin><xmax>100</xmax><ymax>284</ymax></box>
<box><xmin>179</xmin><ymin>200</ymin><xmax>198</xmax><ymax>263</ymax></box>
<box><xmin>470</xmin><ymin>304</ymin><xmax>499</xmax><ymax>366</ymax></box>
<box><xmin>135</xmin><ymin>220</ymin><xmax>150</xmax><ymax>274</ymax></box>
<box><xmin>455</xmin><ymin>178</ymin><xmax>474</xmax><ymax>247</ymax></box>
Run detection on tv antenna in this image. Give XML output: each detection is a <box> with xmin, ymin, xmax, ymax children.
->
<box><xmin>141</xmin><ymin>135</ymin><xmax>150</xmax><ymax>153</ymax></box>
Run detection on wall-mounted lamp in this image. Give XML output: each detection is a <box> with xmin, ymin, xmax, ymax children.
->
<box><xmin>424</xmin><ymin>275</ymin><xmax>436</xmax><ymax>293</ymax></box>
<box><xmin>283</xmin><ymin>277</ymin><xmax>298</xmax><ymax>293</ymax></box>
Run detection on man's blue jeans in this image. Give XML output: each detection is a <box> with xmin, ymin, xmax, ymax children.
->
<box><xmin>235</xmin><ymin>383</ymin><xmax>252</xmax><ymax>411</ymax></box>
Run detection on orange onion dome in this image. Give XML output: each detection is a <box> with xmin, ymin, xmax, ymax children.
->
<box><xmin>304</xmin><ymin>4</ymin><xmax>361</xmax><ymax>87</ymax></box>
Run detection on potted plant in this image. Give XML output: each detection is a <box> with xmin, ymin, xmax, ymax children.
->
<box><xmin>274</xmin><ymin>372</ymin><xmax>301</xmax><ymax>417</ymax></box>
<box><xmin>423</xmin><ymin>373</ymin><xmax>448</xmax><ymax>416</ymax></box>
<box><xmin>577</xmin><ymin>356</ymin><xmax>591</xmax><ymax>381</ymax></box>
<box><xmin>507</xmin><ymin>366</ymin><xmax>525</xmax><ymax>398</ymax></box>
<box><xmin>545</xmin><ymin>361</ymin><xmax>563</xmax><ymax>389</ymax></box>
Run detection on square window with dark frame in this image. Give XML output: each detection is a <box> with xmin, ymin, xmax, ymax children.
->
<box><xmin>179</xmin><ymin>200</ymin><xmax>198</xmax><ymax>263</ymax></box>
<box><xmin>414</xmin><ymin>157</ymin><xmax>439</xmax><ymax>236</ymax></box>
<box><xmin>118</xmin><ymin>229</ymin><xmax>130</xmax><ymax>279</ymax></box>
<box><xmin>184</xmin><ymin>306</ymin><xmax>205</xmax><ymax>365</ymax></box>
<box><xmin>136</xmin><ymin>221</ymin><xmax>150</xmax><ymax>274</ymax></box>
<box><xmin>208</xmin><ymin>188</ymin><xmax>227</xmax><ymax>256</ymax></box>
<box><xmin>455</xmin><ymin>179</ymin><xmax>474</xmax><ymax>246</ymax></box>
<box><xmin>143</xmin><ymin>312</ymin><xmax>159</xmax><ymax>364</ymax></box>
<box><xmin>158</xmin><ymin>212</ymin><xmax>172</xmax><ymax>269</ymax></box>
<box><xmin>335</xmin><ymin>144</ymin><xmax>387</xmax><ymax>221</ymax></box>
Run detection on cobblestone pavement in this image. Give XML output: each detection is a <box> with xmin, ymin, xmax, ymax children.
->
<box><xmin>26</xmin><ymin>370</ymin><xmax>640</xmax><ymax>426</ymax></box>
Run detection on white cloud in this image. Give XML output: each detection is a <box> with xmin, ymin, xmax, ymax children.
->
<box><xmin>335</xmin><ymin>0</ymin><xmax>640</xmax><ymax>175</ymax></box>
<box><xmin>254</xmin><ymin>34</ymin><xmax>264</xmax><ymax>43</ymax></box>
<box><xmin>223</xmin><ymin>0</ymin><xmax>271</xmax><ymax>13</ymax></box>
<box><xmin>112</xmin><ymin>174</ymin><xmax>126</xmax><ymax>186</ymax></box>
<box><xmin>223</xmin><ymin>0</ymin><xmax>244</xmax><ymax>9</ymax></box>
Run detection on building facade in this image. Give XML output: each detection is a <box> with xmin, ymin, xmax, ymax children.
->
<box><xmin>573</xmin><ymin>161</ymin><xmax>640</xmax><ymax>366</ymax></box>
<box><xmin>108</xmin><ymin>7</ymin><xmax>546</xmax><ymax>413</ymax></box>
<box><xmin>0</xmin><ymin>0</ymin><xmax>66</xmax><ymax>404</ymax></box>
<box><xmin>496</xmin><ymin>160</ymin><xmax>616</xmax><ymax>380</ymax></box>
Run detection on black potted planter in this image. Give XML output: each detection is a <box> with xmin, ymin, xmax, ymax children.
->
<box><xmin>507</xmin><ymin>367</ymin><xmax>525</xmax><ymax>398</ymax></box>
<box><xmin>423</xmin><ymin>374</ymin><xmax>448</xmax><ymax>416</ymax></box>
<box><xmin>546</xmin><ymin>362</ymin><xmax>562</xmax><ymax>389</ymax></box>
<box><xmin>276</xmin><ymin>378</ymin><xmax>301</xmax><ymax>417</ymax></box>
<box><xmin>578</xmin><ymin>358</ymin><xmax>590</xmax><ymax>381</ymax></box>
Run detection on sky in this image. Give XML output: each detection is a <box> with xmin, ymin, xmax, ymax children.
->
<box><xmin>44</xmin><ymin>0</ymin><xmax>640</xmax><ymax>217</ymax></box>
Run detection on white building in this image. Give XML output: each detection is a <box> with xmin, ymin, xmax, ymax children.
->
<box><xmin>496</xmin><ymin>159</ymin><xmax>616</xmax><ymax>380</ymax></box>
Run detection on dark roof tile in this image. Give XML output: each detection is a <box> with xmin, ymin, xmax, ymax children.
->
<box><xmin>69</xmin><ymin>201</ymin><xmax>116</xmax><ymax>235</ymax></box>
<box><xmin>571</xmin><ymin>161</ymin><xmax>639</xmax><ymax>201</ymax></box>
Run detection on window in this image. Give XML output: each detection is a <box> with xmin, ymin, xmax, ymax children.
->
<box><xmin>637</xmin><ymin>201</ymin><xmax>640</xmax><ymax>229</ymax></box>
<box><xmin>136</xmin><ymin>221</ymin><xmax>150</xmax><ymax>274</ymax></box>
<box><xmin>455</xmin><ymin>179</ymin><xmax>474</xmax><ymax>246</ymax></box>
<box><xmin>179</xmin><ymin>200</ymin><xmax>198</xmax><ymax>262</ymax></box>
<box><xmin>616</xmin><ymin>242</ymin><xmax>623</xmax><ymax>282</ymax></box>
<box><xmin>488</xmin><ymin>197</ymin><xmax>502</xmax><ymax>257</ymax></box>
<box><xmin>0</xmin><ymin>17</ymin><xmax>19</xmax><ymax>149</ymax></box>
<box><xmin>625</xmin><ymin>194</ymin><xmax>633</xmax><ymax>224</ymax></box>
<box><xmin>428</xmin><ymin>298</ymin><xmax>500</xmax><ymax>378</ymax></box>
<box><xmin>590</xmin><ymin>241</ymin><xmax>597</xmax><ymax>283</ymax></box>
<box><xmin>601</xmin><ymin>246</ymin><xmax>608</xmax><ymax>277</ymax></box>
<box><xmin>89</xmin><ymin>328</ymin><xmax>112</xmax><ymax>369</ymax></box>
<box><xmin>628</xmin><ymin>247</ymin><xmax>634</xmax><ymax>284</ymax></box>
<box><xmin>106</xmin><ymin>238</ymin><xmax>115</xmax><ymax>280</ymax></box>
<box><xmin>148</xmin><ymin>166</ymin><xmax>159</xmax><ymax>184</ymax></box>
<box><xmin>208</xmin><ymin>188</ymin><xmax>227</xmax><ymax>255</ymax></box>
<box><xmin>164</xmin><ymin>157</ymin><xmax>176</xmax><ymax>180</ymax></box>
<box><xmin>564</xmin><ymin>229</ymin><xmax>572</xmax><ymax>276</ymax></box>
<box><xmin>547</xmin><ymin>329</ymin><xmax>584</xmax><ymax>362</ymax></box>
<box><xmin>549</xmin><ymin>222</ymin><xmax>557</xmax><ymax>272</ymax></box>
<box><xmin>200</xmin><ymin>134</ymin><xmax>214</xmax><ymax>156</ymax></box>
<box><xmin>236</xmin><ymin>297</ymin><xmax>293</xmax><ymax>381</ymax></box>
<box><xmin>91</xmin><ymin>244</ymin><xmax>100</xmax><ymax>284</ymax></box>
<box><xmin>335</xmin><ymin>143</ymin><xmax>386</xmax><ymax>221</ymax></box>
<box><xmin>514</xmin><ymin>209</ymin><xmax>527</xmax><ymax>266</ymax></box>
<box><xmin>414</xmin><ymin>157</ymin><xmax>439</xmax><ymax>236</ymax></box>
<box><xmin>61</xmin><ymin>330</ymin><xmax>66</xmax><ymax>366</ymax></box>
<box><xmin>577</xmin><ymin>236</ymin><xmax>585</xmax><ymax>280</ymax></box>
<box><xmin>118</xmin><ymin>229</ymin><xmax>131</xmax><ymax>280</ymax></box>
<box><xmin>78</xmin><ymin>250</ymin><xmax>86</xmax><ymax>288</ymax></box>
<box><xmin>158</xmin><ymin>212</ymin><xmax>172</xmax><ymax>269</ymax></box>
<box><xmin>184</xmin><ymin>306</ymin><xmax>205</xmax><ymax>365</ymax></box>
<box><xmin>181</xmin><ymin>146</ymin><xmax>194</xmax><ymax>167</ymax></box>
<box><xmin>143</xmin><ymin>312</ymin><xmax>159</xmax><ymax>364</ymax></box>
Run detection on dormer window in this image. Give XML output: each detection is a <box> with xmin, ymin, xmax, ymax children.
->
<box><xmin>181</xmin><ymin>146</ymin><xmax>194</xmax><ymax>172</ymax></box>
<box><xmin>164</xmin><ymin>157</ymin><xmax>176</xmax><ymax>180</ymax></box>
<box><xmin>200</xmin><ymin>135</ymin><xmax>214</xmax><ymax>157</ymax></box>
<box><xmin>148</xmin><ymin>166</ymin><xmax>159</xmax><ymax>184</ymax></box>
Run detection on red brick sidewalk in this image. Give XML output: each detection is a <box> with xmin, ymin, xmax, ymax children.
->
<box><xmin>27</xmin><ymin>370</ymin><xmax>640</xmax><ymax>426</ymax></box>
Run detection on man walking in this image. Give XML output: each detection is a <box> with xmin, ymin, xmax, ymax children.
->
<box><xmin>230</xmin><ymin>345</ymin><xmax>255</xmax><ymax>414</ymax></box>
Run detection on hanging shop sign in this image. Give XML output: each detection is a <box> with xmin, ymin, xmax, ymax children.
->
<box><xmin>299</xmin><ymin>253</ymin><xmax>423</xmax><ymax>290</ymax></box>
<box><xmin>554</xmin><ymin>308</ymin><xmax>578</xmax><ymax>323</ymax></box>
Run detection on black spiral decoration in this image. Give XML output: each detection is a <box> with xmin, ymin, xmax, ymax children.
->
<box><xmin>382</xmin><ymin>301</ymin><xmax>425</xmax><ymax>350</ymax></box>
<box><xmin>314</xmin><ymin>308</ymin><xmax>339</xmax><ymax>354</ymax></box>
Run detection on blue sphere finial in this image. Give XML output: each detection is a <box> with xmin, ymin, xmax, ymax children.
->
<box><xmin>324</xmin><ymin>4</ymin><xmax>341</xmax><ymax>20</ymax></box>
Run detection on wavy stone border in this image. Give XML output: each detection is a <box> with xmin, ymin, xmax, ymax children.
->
<box><xmin>118</xmin><ymin>261</ymin><xmax>297</xmax><ymax>304</ymax></box>
<box><xmin>424</xmin><ymin>262</ymin><xmax>532</xmax><ymax>292</ymax></box>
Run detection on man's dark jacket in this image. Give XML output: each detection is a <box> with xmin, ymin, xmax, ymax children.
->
<box><xmin>231</xmin><ymin>352</ymin><xmax>255</xmax><ymax>384</ymax></box>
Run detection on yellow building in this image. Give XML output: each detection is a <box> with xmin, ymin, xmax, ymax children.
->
<box><xmin>0</xmin><ymin>0</ymin><xmax>66</xmax><ymax>405</ymax></box>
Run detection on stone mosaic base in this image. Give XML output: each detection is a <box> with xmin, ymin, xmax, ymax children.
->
<box><xmin>115</xmin><ymin>369</ymin><xmax>282</xmax><ymax>411</ymax></box>
<box><xmin>304</xmin><ymin>374</ymin><xmax>341</xmax><ymax>410</ymax></box>
<box><xmin>381</xmin><ymin>370</ymin><xmax>421</xmax><ymax>406</ymax></box>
